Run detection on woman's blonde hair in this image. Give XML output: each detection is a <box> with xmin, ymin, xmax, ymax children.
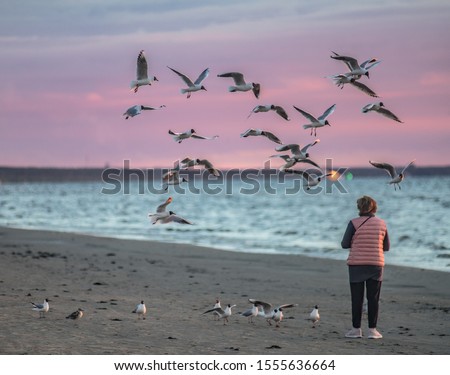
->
<box><xmin>357</xmin><ymin>195</ymin><xmax>377</xmax><ymax>215</ymax></box>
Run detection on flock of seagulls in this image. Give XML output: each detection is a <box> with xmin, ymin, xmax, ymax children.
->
<box><xmin>124</xmin><ymin>49</ymin><xmax>414</xmax><ymax>202</ymax></box>
<box><xmin>31</xmin><ymin>296</ymin><xmax>318</xmax><ymax>329</ymax></box>
<box><xmin>202</xmin><ymin>298</ymin><xmax>319</xmax><ymax>328</ymax></box>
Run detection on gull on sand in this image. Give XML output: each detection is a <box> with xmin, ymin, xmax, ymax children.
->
<box><xmin>203</xmin><ymin>304</ymin><xmax>236</xmax><ymax>325</ymax></box>
<box><xmin>31</xmin><ymin>298</ymin><xmax>49</xmax><ymax>318</ymax></box>
<box><xmin>66</xmin><ymin>308</ymin><xmax>84</xmax><ymax>320</ymax></box>
<box><xmin>132</xmin><ymin>301</ymin><xmax>147</xmax><ymax>320</ymax></box>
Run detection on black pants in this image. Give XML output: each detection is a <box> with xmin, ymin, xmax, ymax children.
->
<box><xmin>350</xmin><ymin>279</ymin><xmax>382</xmax><ymax>329</ymax></box>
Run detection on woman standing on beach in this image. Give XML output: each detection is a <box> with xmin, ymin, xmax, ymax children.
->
<box><xmin>341</xmin><ymin>195</ymin><xmax>390</xmax><ymax>339</ymax></box>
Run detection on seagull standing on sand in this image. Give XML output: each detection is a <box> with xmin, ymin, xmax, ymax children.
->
<box><xmin>240</xmin><ymin>128</ymin><xmax>283</xmax><ymax>145</ymax></box>
<box><xmin>330</xmin><ymin>51</ymin><xmax>381</xmax><ymax>79</ymax></box>
<box><xmin>328</xmin><ymin>74</ymin><xmax>379</xmax><ymax>97</ymax></box>
<box><xmin>168</xmin><ymin>129</ymin><xmax>219</xmax><ymax>143</ymax></box>
<box><xmin>369</xmin><ymin>160</ymin><xmax>415</xmax><ymax>190</ymax></box>
<box><xmin>248</xmin><ymin>299</ymin><xmax>297</xmax><ymax>327</ymax></box>
<box><xmin>293</xmin><ymin>104</ymin><xmax>336</xmax><ymax>136</ymax></box>
<box><xmin>284</xmin><ymin>170</ymin><xmax>332</xmax><ymax>190</ymax></box>
<box><xmin>123</xmin><ymin>105</ymin><xmax>165</xmax><ymax>119</ymax></box>
<box><xmin>217</xmin><ymin>72</ymin><xmax>261</xmax><ymax>99</ymax></box>
<box><xmin>148</xmin><ymin>197</ymin><xmax>193</xmax><ymax>225</ymax></box>
<box><xmin>247</xmin><ymin>105</ymin><xmax>290</xmax><ymax>120</ymax></box>
<box><xmin>241</xmin><ymin>303</ymin><xmax>259</xmax><ymax>324</ymax></box>
<box><xmin>31</xmin><ymin>299</ymin><xmax>49</xmax><ymax>318</ymax></box>
<box><xmin>308</xmin><ymin>305</ymin><xmax>320</xmax><ymax>327</ymax></box>
<box><xmin>130</xmin><ymin>50</ymin><xmax>158</xmax><ymax>93</ymax></box>
<box><xmin>203</xmin><ymin>304</ymin><xmax>236</xmax><ymax>325</ymax></box>
<box><xmin>167</xmin><ymin>66</ymin><xmax>209</xmax><ymax>98</ymax></box>
<box><xmin>66</xmin><ymin>308</ymin><xmax>84</xmax><ymax>320</ymax></box>
<box><xmin>132</xmin><ymin>301</ymin><xmax>147</xmax><ymax>320</ymax></box>
<box><xmin>362</xmin><ymin>102</ymin><xmax>404</xmax><ymax>123</ymax></box>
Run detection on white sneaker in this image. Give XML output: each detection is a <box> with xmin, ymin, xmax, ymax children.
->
<box><xmin>345</xmin><ymin>328</ymin><xmax>363</xmax><ymax>338</ymax></box>
<box><xmin>368</xmin><ymin>328</ymin><xmax>383</xmax><ymax>339</ymax></box>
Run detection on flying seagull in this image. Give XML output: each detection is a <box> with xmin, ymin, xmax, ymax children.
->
<box><xmin>293</xmin><ymin>104</ymin><xmax>336</xmax><ymax>136</ymax></box>
<box><xmin>362</xmin><ymin>102</ymin><xmax>403</xmax><ymax>123</ymax></box>
<box><xmin>130</xmin><ymin>50</ymin><xmax>158</xmax><ymax>93</ymax></box>
<box><xmin>328</xmin><ymin>73</ymin><xmax>379</xmax><ymax>97</ymax></box>
<box><xmin>217</xmin><ymin>72</ymin><xmax>260</xmax><ymax>98</ymax></box>
<box><xmin>284</xmin><ymin>169</ymin><xmax>333</xmax><ymax>190</ymax></box>
<box><xmin>240</xmin><ymin>128</ymin><xmax>283</xmax><ymax>145</ymax></box>
<box><xmin>275</xmin><ymin>139</ymin><xmax>320</xmax><ymax>159</ymax></box>
<box><xmin>369</xmin><ymin>159</ymin><xmax>415</xmax><ymax>190</ymax></box>
<box><xmin>168</xmin><ymin>129</ymin><xmax>218</xmax><ymax>143</ymax></box>
<box><xmin>123</xmin><ymin>104</ymin><xmax>165</xmax><ymax>119</ymax></box>
<box><xmin>330</xmin><ymin>51</ymin><xmax>381</xmax><ymax>79</ymax></box>
<box><xmin>247</xmin><ymin>104</ymin><xmax>290</xmax><ymax>120</ymax></box>
<box><xmin>167</xmin><ymin>66</ymin><xmax>209</xmax><ymax>98</ymax></box>
<box><xmin>148</xmin><ymin>197</ymin><xmax>192</xmax><ymax>224</ymax></box>
<box><xmin>181</xmin><ymin>158</ymin><xmax>220</xmax><ymax>177</ymax></box>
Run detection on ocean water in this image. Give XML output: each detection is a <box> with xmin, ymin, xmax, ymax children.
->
<box><xmin>0</xmin><ymin>174</ymin><xmax>449</xmax><ymax>272</ymax></box>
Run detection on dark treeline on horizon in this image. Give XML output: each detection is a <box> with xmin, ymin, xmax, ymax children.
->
<box><xmin>0</xmin><ymin>165</ymin><xmax>449</xmax><ymax>183</ymax></box>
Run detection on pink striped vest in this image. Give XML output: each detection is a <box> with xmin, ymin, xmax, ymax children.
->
<box><xmin>347</xmin><ymin>216</ymin><xmax>387</xmax><ymax>266</ymax></box>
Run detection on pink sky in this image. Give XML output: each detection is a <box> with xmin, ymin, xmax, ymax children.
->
<box><xmin>1</xmin><ymin>1</ymin><xmax>449</xmax><ymax>169</ymax></box>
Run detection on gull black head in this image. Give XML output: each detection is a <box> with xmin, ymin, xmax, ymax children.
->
<box><xmin>45</xmin><ymin>298</ymin><xmax>49</xmax><ymax>302</ymax></box>
<box><xmin>154</xmin><ymin>76</ymin><xmax>159</xmax><ymax>82</ymax></box>
<box><xmin>379</xmin><ymin>102</ymin><xmax>384</xmax><ymax>107</ymax></box>
<box><xmin>305</xmin><ymin>152</ymin><xmax>310</xmax><ymax>158</ymax></box>
<box><xmin>200</xmin><ymin>85</ymin><xmax>207</xmax><ymax>91</ymax></box>
<box><xmin>141</xmin><ymin>300</ymin><xmax>144</xmax><ymax>304</ymax></box>
<box><xmin>182</xmin><ymin>177</ymin><xmax>188</xmax><ymax>182</ymax></box>
<box><xmin>169</xmin><ymin>210</ymin><xmax>175</xmax><ymax>215</ymax></box>
<box><xmin>325</xmin><ymin>120</ymin><xmax>331</xmax><ymax>126</ymax></box>
<box><xmin>365</xmin><ymin>71</ymin><xmax>370</xmax><ymax>79</ymax></box>
<box><xmin>314</xmin><ymin>305</ymin><xmax>319</xmax><ymax>309</ymax></box>
<box><xmin>191</xmin><ymin>128</ymin><xmax>196</xmax><ymax>133</ymax></box>
<box><xmin>227</xmin><ymin>304</ymin><xmax>231</xmax><ymax>308</ymax></box>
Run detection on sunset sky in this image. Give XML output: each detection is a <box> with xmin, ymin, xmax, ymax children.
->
<box><xmin>1</xmin><ymin>0</ymin><xmax>449</xmax><ymax>169</ymax></box>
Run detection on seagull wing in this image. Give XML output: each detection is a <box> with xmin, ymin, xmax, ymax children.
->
<box><xmin>401</xmin><ymin>159</ymin><xmax>416</xmax><ymax>175</ymax></box>
<box><xmin>217</xmin><ymin>72</ymin><xmax>245</xmax><ymax>85</ymax></box>
<box><xmin>273</xmin><ymin>105</ymin><xmax>290</xmax><ymax>120</ymax></box>
<box><xmin>364</xmin><ymin>60</ymin><xmax>382</xmax><ymax>70</ymax></box>
<box><xmin>167</xmin><ymin>214</ymin><xmax>193</xmax><ymax>225</ymax></box>
<box><xmin>240</xmin><ymin>128</ymin><xmax>255</xmax><ymax>137</ymax></box>
<box><xmin>277</xmin><ymin>303</ymin><xmax>298</xmax><ymax>310</ymax></box>
<box><xmin>369</xmin><ymin>161</ymin><xmax>396</xmax><ymax>178</ymax></box>
<box><xmin>191</xmin><ymin>134</ymin><xmax>219</xmax><ymax>140</ymax></box>
<box><xmin>377</xmin><ymin>107</ymin><xmax>403</xmax><ymax>123</ymax></box>
<box><xmin>136</xmin><ymin>50</ymin><xmax>148</xmax><ymax>80</ymax></box>
<box><xmin>297</xmin><ymin>158</ymin><xmax>321</xmax><ymax>169</ymax></box>
<box><xmin>300</xmin><ymin>139</ymin><xmax>320</xmax><ymax>155</ymax></box>
<box><xmin>167</xmin><ymin>66</ymin><xmax>195</xmax><ymax>87</ymax></box>
<box><xmin>275</xmin><ymin>144</ymin><xmax>298</xmax><ymax>153</ymax></box>
<box><xmin>194</xmin><ymin>68</ymin><xmax>210</xmax><ymax>85</ymax></box>
<box><xmin>293</xmin><ymin>106</ymin><xmax>318</xmax><ymax>122</ymax></box>
<box><xmin>261</xmin><ymin>131</ymin><xmax>282</xmax><ymax>145</ymax></box>
<box><xmin>156</xmin><ymin>197</ymin><xmax>173</xmax><ymax>213</ymax></box>
<box><xmin>330</xmin><ymin>52</ymin><xmax>360</xmax><ymax>71</ymax></box>
<box><xmin>318</xmin><ymin>104</ymin><xmax>336</xmax><ymax>121</ymax></box>
<box><xmin>203</xmin><ymin>307</ymin><xmax>225</xmax><ymax>315</ymax></box>
<box><xmin>349</xmin><ymin>81</ymin><xmax>379</xmax><ymax>97</ymax></box>
<box><xmin>248</xmin><ymin>299</ymin><xmax>272</xmax><ymax>315</ymax></box>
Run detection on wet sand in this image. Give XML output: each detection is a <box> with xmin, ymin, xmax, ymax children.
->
<box><xmin>0</xmin><ymin>226</ymin><xmax>449</xmax><ymax>355</ymax></box>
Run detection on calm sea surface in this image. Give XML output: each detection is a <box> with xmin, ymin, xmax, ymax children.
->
<box><xmin>1</xmin><ymin>175</ymin><xmax>449</xmax><ymax>272</ymax></box>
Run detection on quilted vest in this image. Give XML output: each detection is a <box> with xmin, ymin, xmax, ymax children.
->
<box><xmin>347</xmin><ymin>216</ymin><xmax>387</xmax><ymax>266</ymax></box>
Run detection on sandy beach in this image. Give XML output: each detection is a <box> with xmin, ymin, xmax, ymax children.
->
<box><xmin>0</xmin><ymin>226</ymin><xmax>449</xmax><ymax>355</ymax></box>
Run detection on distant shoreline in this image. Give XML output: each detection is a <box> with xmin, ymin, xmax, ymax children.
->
<box><xmin>1</xmin><ymin>165</ymin><xmax>450</xmax><ymax>183</ymax></box>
